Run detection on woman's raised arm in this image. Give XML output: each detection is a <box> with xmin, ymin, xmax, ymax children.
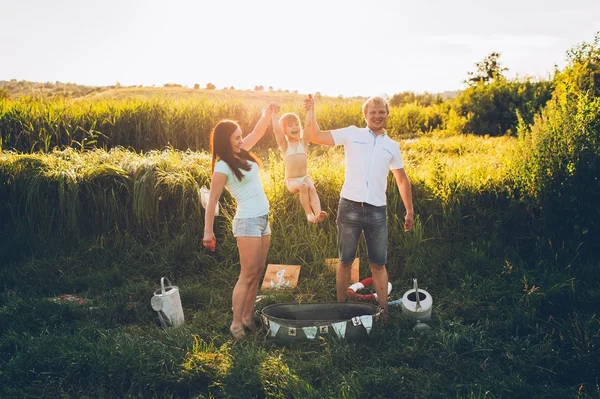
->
<box><xmin>241</xmin><ymin>102</ymin><xmax>280</xmax><ymax>151</ymax></box>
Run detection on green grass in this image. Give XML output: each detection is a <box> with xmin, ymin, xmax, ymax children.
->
<box><xmin>0</xmin><ymin>94</ymin><xmax>446</xmax><ymax>154</ymax></box>
<box><xmin>1</xmin><ymin>134</ymin><xmax>599</xmax><ymax>398</ymax></box>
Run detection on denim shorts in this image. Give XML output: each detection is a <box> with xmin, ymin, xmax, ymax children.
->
<box><xmin>337</xmin><ymin>197</ymin><xmax>387</xmax><ymax>265</ymax></box>
<box><xmin>232</xmin><ymin>214</ymin><xmax>271</xmax><ymax>238</ymax></box>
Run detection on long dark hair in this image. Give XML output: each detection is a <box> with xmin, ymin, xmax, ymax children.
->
<box><xmin>210</xmin><ymin>120</ymin><xmax>260</xmax><ymax>181</ymax></box>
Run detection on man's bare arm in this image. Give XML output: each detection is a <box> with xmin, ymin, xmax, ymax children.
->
<box><xmin>303</xmin><ymin>94</ymin><xmax>334</xmax><ymax>146</ymax></box>
<box><xmin>391</xmin><ymin>168</ymin><xmax>414</xmax><ymax>232</ymax></box>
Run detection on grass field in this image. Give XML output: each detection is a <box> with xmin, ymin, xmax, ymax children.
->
<box><xmin>1</xmin><ymin>127</ymin><xmax>598</xmax><ymax>398</ymax></box>
<box><xmin>84</xmin><ymin>86</ymin><xmax>358</xmax><ymax>104</ymax></box>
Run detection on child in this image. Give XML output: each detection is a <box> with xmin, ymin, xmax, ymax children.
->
<box><xmin>271</xmin><ymin>103</ymin><xmax>327</xmax><ymax>223</ymax></box>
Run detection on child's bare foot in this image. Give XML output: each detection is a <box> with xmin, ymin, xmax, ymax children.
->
<box><xmin>306</xmin><ymin>214</ymin><xmax>315</xmax><ymax>223</ymax></box>
<box><xmin>230</xmin><ymin>324</ymin><xmax>246</xmax><ymax>340</ymax></box>
<box><xmin>313</xmin><ymin>211</ymin><xmax>328</xmax><ymax>223</ymax></box>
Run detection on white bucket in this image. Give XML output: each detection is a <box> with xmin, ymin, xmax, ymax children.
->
<box><xmin>401</xmin><ymin>279</ymin><xmax>433</xmax><ymax>322</ymax></box>
<box><xmin>150</xmin><ymin>277</ymin><xmax>185</xmax><ymax>328</ymax></box>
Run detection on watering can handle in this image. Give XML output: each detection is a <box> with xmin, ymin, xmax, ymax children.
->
<box><xmin>160</xmin><ymin>277</ymin><xmax>172</xmax><ymax>295</ymax></box>
<box><xmin>413</xmin><ymin>278</ymin><xmax>421</xmax><ymax>310</ymax></box>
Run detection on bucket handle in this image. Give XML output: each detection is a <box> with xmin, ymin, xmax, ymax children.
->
<box><xmin>160</xmin><ymin>277</ymin><xmax>173</xmax><ymax>295</ymax></box>
<box><xmin>413</xmin><ymin>278</ymin><xmax>421</xmax><ymax>311</ymax></box>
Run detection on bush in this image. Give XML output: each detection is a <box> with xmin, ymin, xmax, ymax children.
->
<box><xmin>387</xmin><ymin>103</ymin><xmax>445</xmax><ymax>137</ymax></box>
<box><xmin>449</xmin><ymin>78</ymin><xmax>553</xmax><ymax>136</ymax></box>
<box><xmin>512</xmin><ymin>34</ymin><xmax>600</xmax><ymax>256</ymax></box>
<box><xmin>554</xmin><ymin>32</ymin><xmax>600</xmax><ymax>99</ymax></box>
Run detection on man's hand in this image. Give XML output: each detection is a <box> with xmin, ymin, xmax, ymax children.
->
<box><xmin>303</xmin><ymin>94</ymin><xmax>314</xmax><ymax>111</ymax></box>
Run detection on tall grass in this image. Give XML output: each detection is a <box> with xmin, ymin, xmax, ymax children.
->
<box><xmin>1</xmin><ymin>135</ymin><xmax>598</xmax><ymax>397</ymax></box>
<box><xmin>0</xmin><ymin>96</ymin><xmax>448</xmax><ymax>154</ymax></box>
<box><xmin>0</xmin><ymin>97</ymin><xmax>255</xmax><ymax>152</ymax></box>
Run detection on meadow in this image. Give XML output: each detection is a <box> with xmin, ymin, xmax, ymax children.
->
<box><xmin>1</xmin><ymin>43</ymin><xmax>600</xmax><ymax>398</ymax></box>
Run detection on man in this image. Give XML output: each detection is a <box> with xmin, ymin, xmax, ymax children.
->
<box><xmin>305</xmin><ymin>95</ymin><xmax>414</xmax><ymax>314</ymax></box>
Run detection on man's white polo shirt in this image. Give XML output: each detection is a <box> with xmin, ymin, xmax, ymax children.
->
<box><xmin>331</xmin><ymin>126</ymin><xmax>404</xmax><ymax>206</ymax></box>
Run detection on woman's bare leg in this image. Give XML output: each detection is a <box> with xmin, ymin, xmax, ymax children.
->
<box><xmin>241</xmin><ymin>234</ymin><xmax>271</xmax><ymax>329</ymax></box>
<box><xmin>231</xmin><ymin>236</ymin><xmax>264</xmax><ymax>339</ymax></box>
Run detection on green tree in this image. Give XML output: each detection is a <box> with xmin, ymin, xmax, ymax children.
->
<box><xmin>389</xmin><ymin>91</ymin><xmax>442</xmax><ymax>107</ymax></box>
<box><xmin>389</xmin><ymin>91</ymin><xmax>416</xmax><ymax>107</ymax></box>
<box><xmin>206</xmin><ymin>83</ymin><xmax>216</xmax><ymax>90</ymax></box>
<box><xmin>464</xmin><ymin>52</ymin><xmax>508</xmax><ymax>86</ymax></box>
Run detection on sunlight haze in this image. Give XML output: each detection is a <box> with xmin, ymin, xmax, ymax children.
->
<box><xmin>1</xmin><ymin>0</ymin><xmax>598</xmax><ymax>97</ymax></box>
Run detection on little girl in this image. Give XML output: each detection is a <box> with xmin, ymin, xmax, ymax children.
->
<box><xmin>271</xmin><ymin>104</ymin><xmax>327</xmax><ymax>223</ymax></box>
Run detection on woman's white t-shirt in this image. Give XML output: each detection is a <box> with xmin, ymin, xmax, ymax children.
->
<box><xmin>214</xmin><ymin>159</ymin><xmax>269</xmax><ymax>219</ymax></box>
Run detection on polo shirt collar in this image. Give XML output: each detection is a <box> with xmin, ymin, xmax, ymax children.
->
<box><xmin>368</xmin><ymin>128</ymin><xmax>387</xmax><ymax>138</ymax></box>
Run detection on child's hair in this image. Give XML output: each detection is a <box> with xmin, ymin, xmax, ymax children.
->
<box><xmin>278</xmin><ymin>113</ymin><xmax>302</xmax><ymax>137</ymax></box>
<box><xmin>362</xmin><ymin>97</ymin><xmax>390</xmax><ymax>115</ymax></box>
<box><xmin>210</xmin><ymin>120</ymin><xmax>260</xmax><ymax>181</ymax></box>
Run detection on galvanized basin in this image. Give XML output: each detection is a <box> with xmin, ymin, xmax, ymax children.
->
<box><xmin>260</xmin><ymin>302</ymin><xmax>383</xmax><ymax>341</ymax></box>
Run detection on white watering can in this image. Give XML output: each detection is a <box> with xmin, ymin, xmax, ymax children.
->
<box><xmin>200</xmin><ymin>186</ymin><xmax>219</xmax><ymax>215</ymax></box>
<box><xmin>401</xmin><ymin>278</ymin><xmax>433</xmax><ymax>323</ymax></box>
<box><xmin>151</xmin><ymin>277</ymin><xmax>185</xmax><ymax>328</ymax></box>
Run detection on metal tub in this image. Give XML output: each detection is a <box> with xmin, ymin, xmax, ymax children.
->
<box><xmin>260</xmin><ymin>302</ymin><xmax>383</xmax><ymax>341</ymax></box>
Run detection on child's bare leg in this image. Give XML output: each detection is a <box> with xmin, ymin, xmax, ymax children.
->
<box><xmin>305</xmin><ymin>178</ymin><xmax>322</xmax><ymax>214</ymax></box>
<box><xmin>286</xmin><ymin>179</ymin><xmax>315</xmax><ymax>222</ymax></box>
<box><xmin>305</xmin><ymin>178</ymin><xmax>327</xmax><ymax>223</ymax></box>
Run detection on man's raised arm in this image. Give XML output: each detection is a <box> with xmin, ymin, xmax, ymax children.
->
<box><xmin>303</xmin><ymin>94</ymin><xmax>334</xmax><ymax>146</ymax></box>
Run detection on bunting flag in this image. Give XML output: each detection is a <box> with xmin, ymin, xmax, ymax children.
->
<box><xmin>269</xmin><ymin>321</ymin><xmax>281</xmax><ymax>337</ymax></box>
<box><xmin>360</xmin><ymin>315</ymin><xmax>373</xmax><ymax>334</ymax></box>
<box><xmin>264</xmin><ymin>313</ymin><xmax>375</xmax><ymax>340</ymax></box>
<box><xmin>303</xmin><ymin>326</ymin><xmax>318</xmax><ymax>339</ymax></box>
<box><xmin>331</xmin><ymin>321</ymin><xmax>347</xmax><ymax>338</ymax></box>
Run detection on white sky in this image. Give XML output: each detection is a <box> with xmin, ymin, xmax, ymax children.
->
<box><xmin>1</xmin><ymin>0</ymin><xmax>598</xmax><ymax>97</ymax></box>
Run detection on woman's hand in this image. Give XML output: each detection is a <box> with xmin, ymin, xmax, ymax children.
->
<box><xmin>202</xmin><ymin>232</ymin><xmax>217</xmax><ymax>251</ymax></box>
<box><xmin>263</xmin><ymin>102</ymin><xmax>280</xmax><ymax>117</ymax></box>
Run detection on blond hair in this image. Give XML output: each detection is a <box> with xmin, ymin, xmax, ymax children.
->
<box><xmin>278</xmin><ymin>113</ymin><xmax>302</xmax><ymax>137</ymax></box>
<box><xmin>362</xmin><ymin>97</ymin><xmax>390</xmax><ymax>116</ymax></box>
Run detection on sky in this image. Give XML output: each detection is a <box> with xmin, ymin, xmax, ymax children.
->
<box><xmin>1</xmin><ymin>0</ymin><xmax>599</xmax><ymax>97</ymax></box>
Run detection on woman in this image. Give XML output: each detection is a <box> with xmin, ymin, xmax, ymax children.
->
<box><xmin>203</xmin><ymin>102</ymin><xmax>279</xmax><ymax>339</ymax></box>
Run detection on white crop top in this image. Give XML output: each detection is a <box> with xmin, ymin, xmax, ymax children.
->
<box><xmin>213</xmin><ymin>159</ymin><xmax>269</xmax><ymax>219</ymax></box>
